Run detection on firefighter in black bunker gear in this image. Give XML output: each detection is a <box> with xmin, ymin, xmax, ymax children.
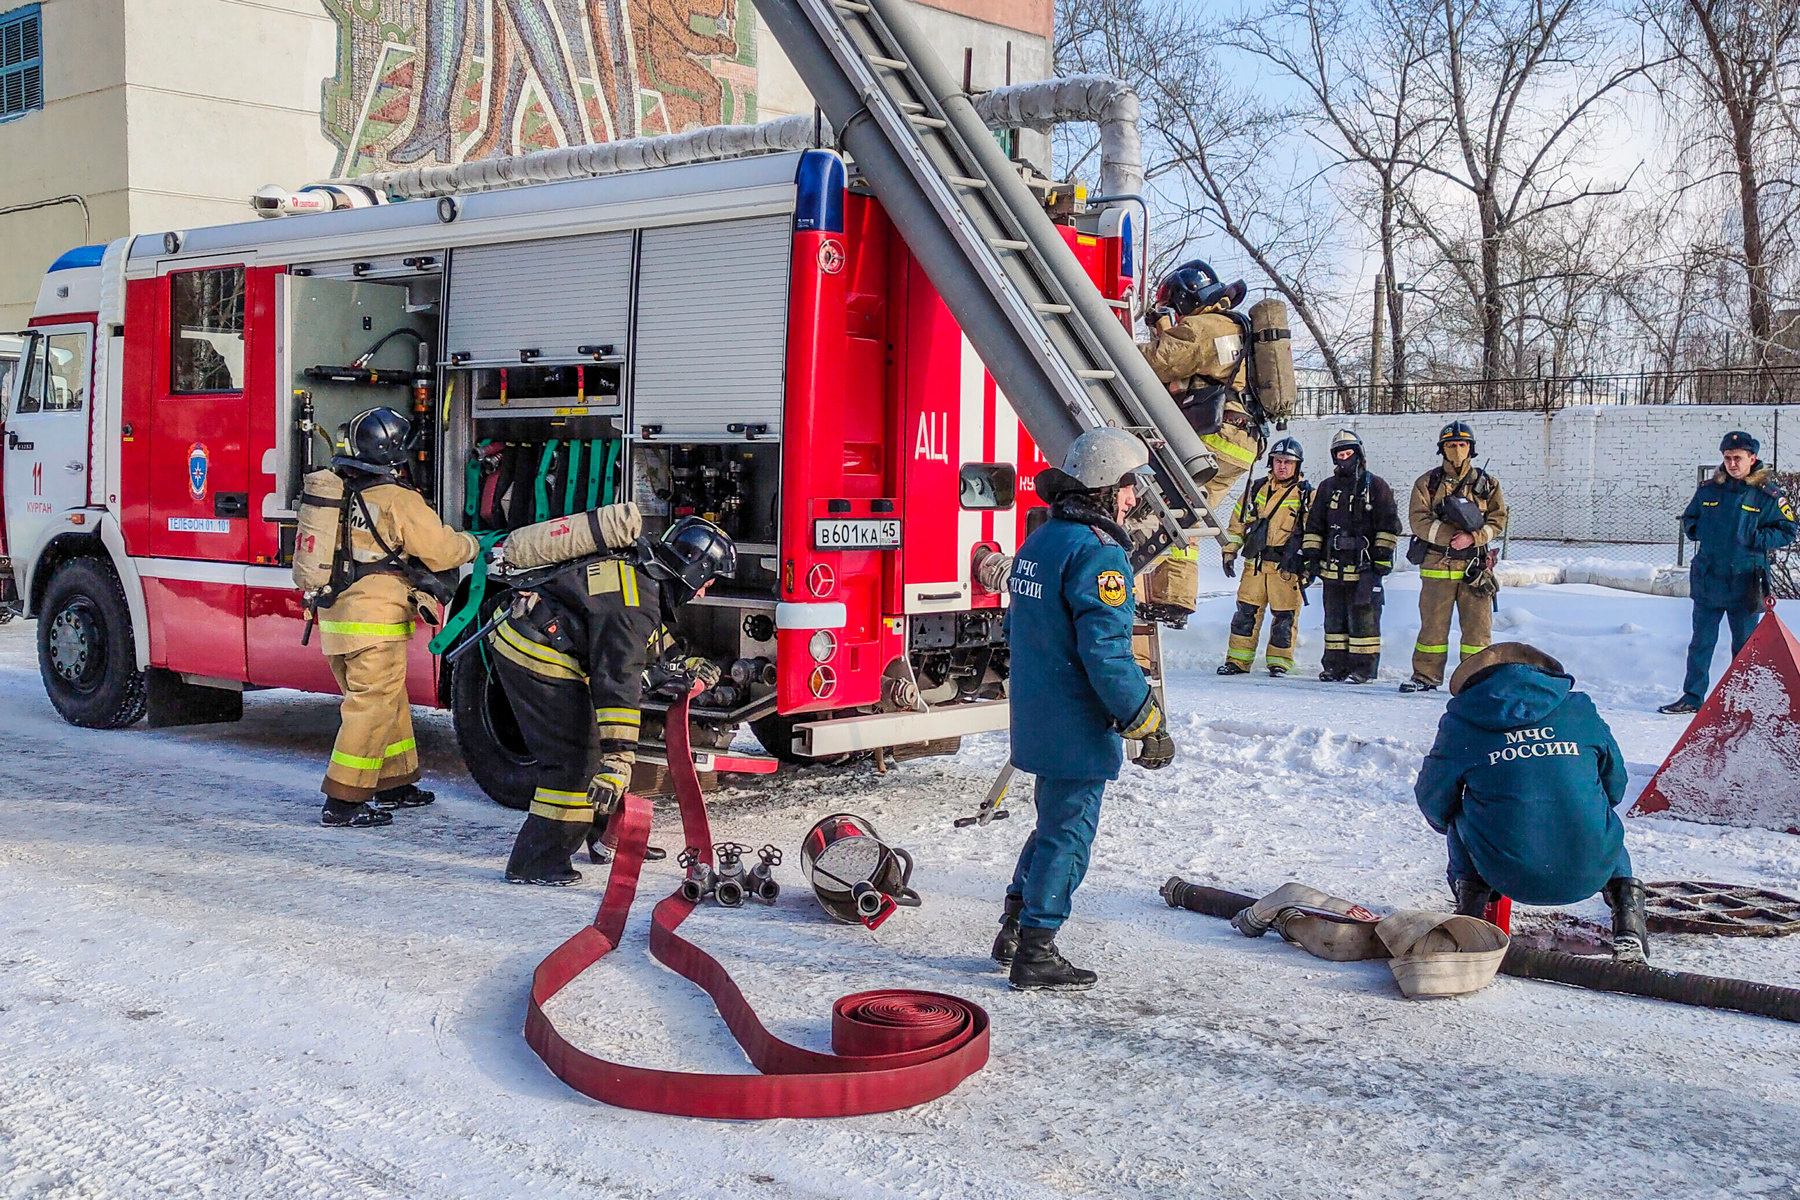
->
<box><xmin>497</xmin><ymin>516</ymin><xmax>738</xmax><ymax>885</ymax></box>
<box><xmin>1302</xmin><ymin>430</ymin><xmax>1403</xmax><ymax>683</ymax></box>
<box><xmin>303</xmin><ymin>407</ymin><xmax>480</xmax><ymax>829</ymax></box>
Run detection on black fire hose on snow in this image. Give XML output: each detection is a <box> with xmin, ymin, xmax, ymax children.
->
<box><xmin>1160</xmin><ymin>879</ymin><xmax>1800</xmax><ymax>1025</ymax></box>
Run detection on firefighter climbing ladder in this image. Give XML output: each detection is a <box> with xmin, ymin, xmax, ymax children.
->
<box><xmin>759</xmin><ymin>0</ymin><xmax>1225</xmax><ymax>550</ymax></box>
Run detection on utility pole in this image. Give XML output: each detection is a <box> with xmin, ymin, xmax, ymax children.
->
<box><xmin>1369</xmin><ymin>272</ymin><xmax>1387</xmax><ymax>414</ymax></box>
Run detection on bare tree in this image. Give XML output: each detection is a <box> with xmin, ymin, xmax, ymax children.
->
<box><xmin>1231</xmin><ymin>0</ymin><xmax>1443</xmax><ymax>403</ymax></box>
<box><xmin>1411</xmin><ymin>0</ymin><xmax>1657</xmax><ymax>382</ymax></box>
<box><xmin>1055</xmin><ymin>0</ymin><xmax>1360</xmax><ymax>394</ymax></box>
<box><xmin>1650</xmin><ymin>0</ymin><xmax>1800</xmax><ymax>365</ymax></box>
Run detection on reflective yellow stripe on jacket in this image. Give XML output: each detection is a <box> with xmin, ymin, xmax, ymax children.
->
<box><xmin>317</xmin><ymin>620</ymin><xmax>415</xmax><ymax>638</ymax></box>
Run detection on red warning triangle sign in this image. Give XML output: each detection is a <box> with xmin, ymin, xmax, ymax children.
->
<box><xmin>1635</xmin><ymin>607</ymin><xmax>1800</xmax><ymax>834</ymax></box>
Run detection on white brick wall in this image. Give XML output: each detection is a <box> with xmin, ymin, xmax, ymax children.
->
<box><xmin>1282</xmin><ymin>406</ymin><xmax>1797</xmax><ymax>543</ymax></box>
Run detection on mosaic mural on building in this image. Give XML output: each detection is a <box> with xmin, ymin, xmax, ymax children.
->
<box><xmin>320</xmin><ymin>0</ymin><xmax>757</xmax><ymax>177</ymax></box>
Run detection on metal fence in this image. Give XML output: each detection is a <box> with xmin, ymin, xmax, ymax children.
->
<box><xmin>1293</xmin><ymin>366</ymin><xmax>1800</xmax><ymax>418</ymax></box>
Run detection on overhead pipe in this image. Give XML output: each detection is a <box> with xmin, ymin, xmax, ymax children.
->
<box><xmin>1160</xmin><ymin>878</ymin><xmax>1800</xmax><ymax>1025</ymax></box>
<box><xmin>329</xmin><ymin>75</ymin><xmax>1145</xmax><ymax>208</ymax></box>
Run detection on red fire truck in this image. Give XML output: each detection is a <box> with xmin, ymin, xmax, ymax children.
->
<box><xmin>1</xmin><ymin>149</ymin><xmax>1140</xmax><ymax>806</ymax></box>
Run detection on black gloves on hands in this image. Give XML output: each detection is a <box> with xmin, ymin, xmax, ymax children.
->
<box><xmin>1120</xmin><ymin>693</ymin><xmax>1176</xmax><ymax>771</ymax></box>
<box><xmin>1221</xmin><ymin>556</ymin><xmax>1237</xmax><ymax>579</ymax></box>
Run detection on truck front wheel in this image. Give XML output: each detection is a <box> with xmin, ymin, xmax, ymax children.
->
<box><xmin>449</xmin><ymin>651</ymin><xmax>536</xmax><ymax>810</ymax></box>
<box><xmin>37</xmin><ymin>558</ymin><xmax>147</xmax><ymax>729</ymax></box>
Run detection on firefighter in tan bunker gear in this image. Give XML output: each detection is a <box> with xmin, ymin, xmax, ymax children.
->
<box><xmin>1137</xmin><ymin>261</ymin><xmax>1259</xmax><ymax>622</ymax></box>
<box><xmin>1400</xmin><ymin>422</ymin><xmax>1510</xmax><ymax>693</ymax></box>
<box><xmin>1218</xmin><ymin>438</ymin><xmax>1310</xmax><ymax>677</ymax></box>
<box><xmin>308</xmin><ymin>408</ymin><xmax>479</xmax><ymax>828</ymax></box>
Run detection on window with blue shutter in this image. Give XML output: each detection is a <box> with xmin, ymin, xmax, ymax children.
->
<box><xmin>0</xmin><ymin>5</ymin><xmax>43</xmax><ymax>121</ymax></box>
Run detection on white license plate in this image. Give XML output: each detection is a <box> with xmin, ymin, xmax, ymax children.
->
<box><xmin>813</xmin><ymin>518</ymin><xmax>902</xmax><ymax>550</ymax></box>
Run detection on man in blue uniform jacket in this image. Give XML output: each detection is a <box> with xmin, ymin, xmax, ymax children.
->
<box><xmin>1659</xmin><ymin>430</ymin><xmax>1797</xmax><ymax>714</ymax></box>
<box><xmin>992</xmin><ymin>428</ymin><xmax>1176</xmax><ymax>991</ymax></box>
<box><xmin>1415</xmin><ymin>642</ymin><xmax>1648</xmax><ymax>961</ymax></box>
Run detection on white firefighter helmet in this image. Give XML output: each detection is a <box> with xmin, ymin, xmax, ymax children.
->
<box><xmin>1060</xmin><ymin>427</ymin><xmax>1152</xmax><ymax>491</ymax></box>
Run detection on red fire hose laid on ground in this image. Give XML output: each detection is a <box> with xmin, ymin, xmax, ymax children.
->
<box><xmin>523</xmin><ymin>693</ymin><xmax>991</xmax><ymax>1118</ymax></box>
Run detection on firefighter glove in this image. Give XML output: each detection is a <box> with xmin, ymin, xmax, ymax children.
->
<box><xmin>1137</xmin><ymin>727</ymin><xmax>1176</xmax><ymax>770</ymax></box>
<box><xmin>587</xmin><ymin>774</ymin><xmax>626</xmax><ymax>817</ymax></box>
<box><xmin>682</xmin><ymin>656</ymin><xmax>722</xmax><ymax>689</ymax></box>
<box><xmin>1221</xmin><ymin>556</ymin><xmax>1237</xmax><ymax>579</ymax></box>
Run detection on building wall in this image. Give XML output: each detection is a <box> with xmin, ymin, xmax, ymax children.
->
<box><xmin>1284</xmin><ymin>407</ymin><xmax>1798</xmax><ymax>544</ymax></box>
<box><xmin>0</xmin><ymin>0</ymin><xmax>1052</xmax><ymax>329</ymax></box>
<box><xmin>0</xmin><ymin>0</ymin><xmax>128</xmax><ymax>329</ymax></box>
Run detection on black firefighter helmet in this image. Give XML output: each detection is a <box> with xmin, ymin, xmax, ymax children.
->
<box><xmin>643</xmin><ymin>516</ymin><xmax>739</xmax><ymax>606</ymax></box>
<box><xmin>1155</xmin><ymin>259</ymin><xmax>1248</xmax><ymax>317</ymax></box>
<box><xmin>1438</xmin><ymin>420</ymin><xmax>1476</xmax><ymax>456</ymax></box>
<box><xmin>333</xmin><ymin>406</ymin><xmax>418</xmax><ymax>476</ymax></box>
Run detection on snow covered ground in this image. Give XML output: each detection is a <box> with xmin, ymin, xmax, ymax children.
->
<box><xmin>3</xmin><ymin>568</ymin><xmax>1799</xmax><ymax>1199</ymax></box>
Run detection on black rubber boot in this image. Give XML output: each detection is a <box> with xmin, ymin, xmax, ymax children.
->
<box><xmin>1009</xmin><ymin>926</ymin><xmax>1097</xmax><ymax>992</ymax></box>
<box><xmin>320</xmin><ymin>799</ymin><xmax>393</xmax><ymax>828</ymax></box>
<box><xmin>992</xmin><ymin>894</ymin><xmax>1025</xmax><ymax>966</ymax></box>
<box><xmin>372</xmin><ymin>783</ymin><xmax>435</xmax><ymax>809</ymax></box>
<box><xmin>1453</xmin><ymin>877</ymin><xmax>1495</xmax><ymax>919</ymax></box>
<box><xmin>1216</xmin><ymin>661</ymin><xmax>1249</xmax><ymax>676</ymax></box>
<box><xmin>1318</xmin><ymin>668</ymin><xmax>1346</xmax><ymax>682</ymax></box>
<box><xmin>1267</xmin><ymin>664</ymin><xmax>1288</xmax><ymax>678</ymax></box>
<box><xmin>1398</xmin><ymin>678</ymin><xmax>1439</xmax><ymax>694</ymax></box>
<box><xmin>1657</xmin><ymin>699</ymin><xmax>1698</xmax><ymax>715</ymax></box>
<box><xmin>1605</xmin><ymin>877</ymin><xmax>1650</xmax><ymax>964</ymax></box>
<box><xmin>585</xmin><ymin>815</ymin><xmax>667</xmax><ymax>864</ymax></box>
<box><xmin>506</xmin><ymin>815</ymin><xmax>588</xmax><ymax>886</ymax></box>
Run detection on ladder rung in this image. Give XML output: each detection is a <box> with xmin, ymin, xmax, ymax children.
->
<box><xmin>947</xmin><ymin>175</ymin><xmax>988</xmax><ymax>189</ymax></box>
<box><xmin>833</xmin><ymin>0</ymin><xmax>871</xmax><ymax>10</ymax></box>
<box><xmin>898</xmin><ymin>101</ymin><xmax>925</xmax><ymax>113</ymax></box>
<box><xmin>869</xmin><ymin>54</ymin><xmax>909</xmax><ymax>70</ymax></box>
<box><xmin>909</xmin><ymin>115</ymin><xmax>948</xmax><ymax>129</ymax></box>
<box><xmin>1033</xmin><ymin>303</ymin><xmax>1073</xmax><ymax>315</ymax></box>
<box><xmin>1075</xmin><ymin>369</ymin><xmax>1117</xmax><ymax>380</ymax></box>
<box><xmin>989</xmin><ymin>238</ymin><xmax>1030</xmax><ymax>250</ymax></box>
<box><xmin>1104</xmin><ymin>298</ymin><xmax>1131</xmax><ymax>310</ymax></box>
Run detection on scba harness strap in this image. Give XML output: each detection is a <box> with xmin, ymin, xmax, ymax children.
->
<box><xmin>524</xmin><ymin>693</ymin><xmax>991</xmax><ymax>1118</ymax></box>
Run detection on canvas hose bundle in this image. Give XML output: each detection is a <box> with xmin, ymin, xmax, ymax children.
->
<box><xmin>469</xmin><ymin>438</ymin><xmax>620</xmax><ymax>532</ymax></box>
<box><xmin>523</xmin><ymin>693</ymin><xmax>990</xmax><ymax>1118</ymax></box>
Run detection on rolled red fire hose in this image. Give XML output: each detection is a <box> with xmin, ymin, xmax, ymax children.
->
<box><xmin>523</xmin><ymin>693</ymin><xmax>990</xmax><ymax>1117</ymax></box>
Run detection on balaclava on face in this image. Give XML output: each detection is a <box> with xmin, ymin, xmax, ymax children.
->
<box><xmin>1442</xmin><ymin>441</ymin><xmax>1472</xmax><ymax>472</ymax></box>
<box><xmin>1333</xmin><ymin>450</ymin><xmax>1361</xmax><ymax>478</ymax></box>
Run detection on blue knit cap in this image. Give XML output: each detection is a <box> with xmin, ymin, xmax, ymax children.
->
<box><xmin>1720</xmin><ymin>430</ymin><xmax>1760</xmax><ymax>455</ymax></box>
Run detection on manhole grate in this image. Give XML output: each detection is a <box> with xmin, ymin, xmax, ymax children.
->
<box><xmin>1645</xmin><ymin>881</ymin><xmax>1800</xmax><ymax>937</ymax></box>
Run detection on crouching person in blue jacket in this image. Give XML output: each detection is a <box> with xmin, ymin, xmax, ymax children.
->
<box><xmin>990</xmin><ymin>427</ymin><xmax>1176</xmax><ymax>992</ymax></box>
<box><xmin>1414</xmin><ymin>642</ymin><xmax>1648</xmax><ymax>962</ymax></box>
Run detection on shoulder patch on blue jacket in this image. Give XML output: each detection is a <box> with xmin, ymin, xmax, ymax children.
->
<box><xmin>1097</xmin><ymin>569</ymin><xmax>1128</xmax><ymax>606</ymax></box>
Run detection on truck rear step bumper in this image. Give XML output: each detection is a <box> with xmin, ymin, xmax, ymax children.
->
<box><xmin>795</xmin><ymin>701</ymin><xmax>1008</xmax><ymax>757</ymax></box>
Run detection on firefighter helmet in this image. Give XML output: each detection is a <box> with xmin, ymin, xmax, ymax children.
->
<box><xmin>644</xmin><ymin>516</ymin><xmax>739</xmax><ymax>606</ymax></box>
<box><xmin>1438</xmin><ymin>420</ymin><xmax>1476</xmax><ymax>456</ymax></box>
<box><xmin>338</xmin><ymin>407</ymin><xmax>417</xmax><ymax>470</ymax></box>
<box><xmin>1330</xmin><ymin>429</ymin><xmax>1363</xmax><ymax>458</ymax></box>
<box><xmin>1061</xmin><ymin>427</ymin><xmax>1152</xmax><ymax>490</ymax></box>
<box><xmin>1268</xmin><ymin>436</ymin><xmax>1303</xmax><ymax>466</ymax></box>
<box><xmin>1156</xmin><ymin>261</ymin><xmax>1247</xmax><ymax>316</ymax></box>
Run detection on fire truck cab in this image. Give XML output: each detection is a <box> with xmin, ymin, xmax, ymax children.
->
<box><xmin>1</xmin><ymin>149</ymin><xmax>1138</xmax><ymax>806</ymax></box>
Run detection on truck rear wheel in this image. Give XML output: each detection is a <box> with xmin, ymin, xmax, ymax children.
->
<box><xmin>37</xmin><ymin>558</ymin><xmax>147</xmax><ymax>729</ymax></box>
<box><xmin>449</xmin><ymin>650</ymin><xmax>535</xmax><ymax>810</ymax></box>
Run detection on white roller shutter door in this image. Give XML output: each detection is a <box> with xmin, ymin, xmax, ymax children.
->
<box><xmin>446</xmin><ymin>231</ymin><xmax>634</xmax><ymax>364</ymax></box>
<box><xmin>632</xmin><ymin>216</ymin><xmax>791</xmax><ymax>439</ymax></box>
